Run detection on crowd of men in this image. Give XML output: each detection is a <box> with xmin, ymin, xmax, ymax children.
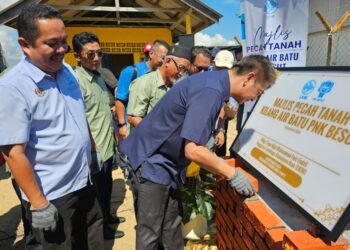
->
<box><xmin>0</xmin><ymin>3</ymin><xmax>276</xmax><ymax>250</ymax></box>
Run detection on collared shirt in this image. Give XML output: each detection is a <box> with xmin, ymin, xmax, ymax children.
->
<box><xmin>0</xmin><ymin>58</ymin><xmax>91</xmax><ymax>201</ymax></box>
<box><xmin>120</xmin><ymin>70</ymin><xmax>230</xmax><ymax>188</ymax></box>
<box><xmin>116</xmin><ymin>61</ymin><xmax>150</xmax><ymax>102</ymax></box>
<box><xmin>75</xmin><ymin>66</ymin><xmax>115</xmax><ymax>164</ymax></box>
<box><xmin>127</xmin><ymin>69</ymin><xmax>169</xmax><ymax>118</ymax></box>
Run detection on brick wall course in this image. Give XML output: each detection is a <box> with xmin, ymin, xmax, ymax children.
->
<box><xmin>215</xmin><ymin>158</ymin><xmax>349</xmax><ymax>250</ymax></box>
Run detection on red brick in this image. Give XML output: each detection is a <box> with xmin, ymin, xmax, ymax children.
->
<box><xmin>234</xmin><ymin>231</ymin><xmax>248</xmax><ymax>250</ymax></box>
<box><xmin>216</xmin><ymin>190</ymin><xmax>227</xmax><ymax>212</ymax></box>
<box><xmin>226</xmin><ymin>229</ymin><xmax>235</xmax><ymax>250</ymax></box>
<box><xmin>243</xmin><ymin>200</ymin><xmax>284</xmax><ymax>237</ymax></box>
<box><xmin>227</xmin><ymin>207</ymin><xmax>243</xmax><ymax>236</ymax></box>
<box><xmin>266</xmin><ymin>228</ymin><xmax>289</xmax><ymax>250</ymax></box>
<box><xmin>220</xmin><ymin>203</ymin><xmax>234</xmax><ymax>232</ymax></box>
<box><xmin>216</xmin><ymin>229</ymin><xmax>224</xmax><ymax>249</ymax></box>
<box><xmin>222</xmin><ymin>186</ymin><xmax>236</xmax><ymax>211</ymax></box>
<box><xmin>243</xmin><ymin>218</ymin><xmax>255</xmax><ymax>238</ymax></box>
<box><xmin>242</xmin><ymin>229</ymin><xmax>257</xmax><ymax>250</ymax></box>
<box><xmin>216</xmin><ymin>208</ymin><xmax>226</xmax><ymax>232</ymax></box>
<box><xmin>254</xmin><ymin>232</ymin><xmax>269</xmax><ymax>250</ymax></box>
<box><xmin>283</xmin><ymin>230</ymin><xmax>348</xmax><ymax>250</ymax></box>
<box><xmin>221</xmin><ymin>228</ymin><xmax>231</xmax><ymax>249</ymax></box>
<box><xmin>231</xmin><ymin>238</ymin><xmax>240</xmax><ymax>250</ymax></box>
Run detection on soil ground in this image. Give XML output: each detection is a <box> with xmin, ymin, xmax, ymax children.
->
<box><xmin>0</xmin><ymin>120</ymin><xmax>237</xmax><ymax>250</ymax></box>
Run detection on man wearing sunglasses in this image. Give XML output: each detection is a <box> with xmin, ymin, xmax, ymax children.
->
<box><xmin>72</xmin><ymin>32</ymin><xmax>125</xmax><ymax>240</ymax></box>
<box><xmin>127</xmin><ymin>45</ymin><xmax>191</xmax><ymax>131</ymax></box>
<box><xmin>189</xmin><ymin>46</ymin><xmax>211</xmax><ymax>75</ymax></box>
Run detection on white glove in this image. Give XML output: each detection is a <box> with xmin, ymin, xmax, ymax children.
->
<box><xmin>228</xmin><ymin>169</ymin><xmax>256</xmax><ymax>196</ymax></box>
<box><xmin>31</xmin><ymin>202</ymin><xmax>58</xmax><ymax>231</ymax></box>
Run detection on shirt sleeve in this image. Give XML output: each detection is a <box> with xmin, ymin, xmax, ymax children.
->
<box><xmin>116</xmin><ymin>66</ymin><xmax>134</xmax><ymax>101</ymax></box>
<box><xmin>127</xmin><ymin>77</ymin><xmax>151</xmax><ymax>117</ymax></box>
<box><xmin>0</xmin><ymin>85</ymin><xmax>31</xmax><ymax>145</ymax></box>
<box><xmin>180</xmin><ymin>88</ymin><xmax>222</xmax><ymax>145</ymax></box>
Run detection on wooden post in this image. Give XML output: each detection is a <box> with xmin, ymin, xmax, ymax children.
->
<box><xmin>185</xmin><ymin>14</ymin><xmax>192</xmax><ymax>34</ymax></box>
<box><xmin>234</xmin><ymin>36</ymin><xmax>242</xmax><ymax>46</ymax></box>
<box><xmin>315</xmin><ymin>10</ymin><xmax>350</xmax><ymax>66</ymax></box>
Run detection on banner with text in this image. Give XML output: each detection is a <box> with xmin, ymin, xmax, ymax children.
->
<box><xmin>231</xmin><ymin>69</ymin><xmax>350</xmax><ymax>240</ymax></box>
<box><xmin>240</xmin><ymin>0</ymin><xmax>309</xmax><ymax>68</ymax></box>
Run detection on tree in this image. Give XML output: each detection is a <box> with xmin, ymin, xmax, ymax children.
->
<box><xmin>0</xmin><ymin>42</ymin><xmax>7</xmax><ymax>73</ymax></box>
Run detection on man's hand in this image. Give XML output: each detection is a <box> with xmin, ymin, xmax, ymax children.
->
<box><xmin>31</xmin><ymin>202</ymin><xmax>58</xmax><ymax>232</ymax></box>
<box><xmin>228</xmin><ymin>169</ymin><xmax>256</xmax><ymax>196</ymax></box>
<box><xmin>118</xmin><ymin>125</ymin><xmax>127</xmax><ymax>140</ymax></box>
<box><xmin>215</xmin><ymin>131</ymin><xmax>225</xmax><ymax>148</ymax></box>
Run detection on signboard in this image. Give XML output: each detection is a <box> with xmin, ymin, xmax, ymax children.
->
<box><xmin>231</xmin><ymin>68</ymin><xmax>350</xmax><ymax>241</ymax></box>
<box><xmin>240</xmin><ymin>0</ymin><xmax>309</xmax><ymax>68</ymax></box>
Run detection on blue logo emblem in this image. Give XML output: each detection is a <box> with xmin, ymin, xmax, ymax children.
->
<box><xmin>300</xmin><ymin>80</ymin><xmax>316</xmax><ymax>100</ymax></box>
<box><xmin>264</xmin><ymin>0</ymin><xmax>278</xmax><ymax>15</ymax></box>
<box><xmin>313</xmin><ymin>80</ymin><xmax>334</xmax><ymax>102</ymax></box>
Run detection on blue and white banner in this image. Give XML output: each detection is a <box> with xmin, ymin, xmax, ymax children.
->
<box><xmin>240</xmin><ymin>0</ymin><xmax>309</xmax><ymax>68</ymax></box>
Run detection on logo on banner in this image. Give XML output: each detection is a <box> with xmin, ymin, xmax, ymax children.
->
<box><xmin>314</xmin><ymin>81</ymin><xmax>334</xmax><ymax>102</ymax></box>
<box><xmin>299</xmin><ymin>80</ymin><xmax>334</xmax><ymax>102</ymax></box>
<box><xmin>300</xmin><ymin>80</ymin><xmax>316</xmax><ymax>100</ymax></box>
<box><xmin>264</xmin><ymin>0</ymin><xmax>278</xmax><ymax>16</ymax></box>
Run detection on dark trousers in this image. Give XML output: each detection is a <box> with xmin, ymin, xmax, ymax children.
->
<box><xmin>131</xmin><ymin>169</ymin><xmax>184</xmax><ymax>250</ymax></box>
<box><xmin>23</xmin><ymin>185</ymin><xmax>104</xmax><ymax>250</ymax></box>
<box><xmin>91</xmin><ymin>157</ymin><xmax>113</xmax><ymax>230</ymax></box>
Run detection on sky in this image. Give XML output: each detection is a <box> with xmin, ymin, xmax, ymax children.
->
<box><xmin>0</xmin><ymin>0</ymin><xmax>242</xmax><ymax>67</ymax></box>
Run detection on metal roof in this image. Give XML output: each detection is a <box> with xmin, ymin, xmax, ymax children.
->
<box><xmin>0</xmin><ymin>0</ymin><xmax>222</xmax><ymax>40</ymax></box>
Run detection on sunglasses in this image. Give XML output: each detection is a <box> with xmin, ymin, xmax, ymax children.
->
<box><xmin>86</xmin><ymin>50</ymin><xmax>103</xmax><ymax>59</ymax></box>
<box><xmin>193</xmin><ymin>65</ymin><xmax>209</xmax><ymax>72</ymax></box>
<box><xmin>171</xmin><ymin>58</ymin><xmax>189</xmax><ymax>75</ymax></box>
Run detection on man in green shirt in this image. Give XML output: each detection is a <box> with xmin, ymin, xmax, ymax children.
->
<box><xmin>127</xmin><ymin>45</ymin><xmax>192</xmax><ymax>130</ymax></box>
<box><xmin>72</xmin><ymin>32</ymin><xmax>124</xmax><ymax>240</ymax></box>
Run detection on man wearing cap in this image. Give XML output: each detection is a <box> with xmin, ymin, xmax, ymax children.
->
<box><xmin>121</xmin><ymin>45</ymin><xmax>191</xmax><ymax>248</ymax></box>
<box><xmin>120</xmin><ymin>54</ymin><xmax>276</xmax><ymax>250</ymax></box>
<box><xmin>127</xmin><ymin>45</ymin><xmax>191</xmax><ymax>130</ymax></box>
<box><xmin>213</xmin><ymin>50</ymin><xmax>236</xmax><ymax>156</ymax></box>
<box><xmin>214</xmin><ymin>49</ymin><xmax>235</xmax><ymax>70</ymax></box>
<box><xmin>115</xmin><ymin>40</ymin><xmax>169</xmax><ymax>140</ymax></box>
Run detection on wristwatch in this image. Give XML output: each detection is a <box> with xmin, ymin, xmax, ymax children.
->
<box><xmin>217</xmin><ymin>128</ymin><xmax>226</xmax><ymax>134</ymax></box>
<box><xmin>117</xmin><ymin>122</ymin><xmax>126</xmax><ymax>128</ymax></box>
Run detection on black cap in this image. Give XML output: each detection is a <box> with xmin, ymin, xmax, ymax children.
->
<box><xmin>168</xmin><ymin>45</ymin><xmax>191</xmax><ymax>61</ymax></box>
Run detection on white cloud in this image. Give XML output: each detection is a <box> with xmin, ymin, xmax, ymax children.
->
<box><xmin>195</xmin><ymin>32</ymin><xmax>236</xmax><ymax>47</ymax></box>
<box><xmin>0</xmin><ymin>25</ymin><xmax>22</xmax><ymax>67</ymax></box>
<box><xmin>0</xmin><ymin>0</ymin><xmax>20</xmax><ymax>11</ymax></box>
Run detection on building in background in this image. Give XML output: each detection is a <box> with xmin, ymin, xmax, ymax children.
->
<box><xmin>0</xmin><ymin>0</ymin><xmax>222</xmax><ymax>78</ymax></box>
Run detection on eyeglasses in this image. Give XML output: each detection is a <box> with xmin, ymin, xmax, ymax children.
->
<box><xmin>193</xmin><ymin>64</ymin><xmax>209</xmax><ymax>72</ymax></box>
<box><xmin>151</xmin><ymin>50</ymin><xmax>166</xmax><ymax>61</ymax></box>
<box><xmin>85</xmin><ymin>50</ymin><xmax>103</xmax><ymax>59</ymax></box>
<box><xmin>170</xmin><ymin>58</ymin><xmax>189</xmax><ymax>75</ymax></box>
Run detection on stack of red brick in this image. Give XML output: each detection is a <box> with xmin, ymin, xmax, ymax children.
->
<box><xmin>215</xmin><ymin>158</ymin><xmax>349</xmax><ymax>250</ymax></box>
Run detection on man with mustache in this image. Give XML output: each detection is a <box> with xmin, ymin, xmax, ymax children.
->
<box><xmin>127</xmin><ymin>45</ymin><xmax>191</xmax><ymax>131</ymax></box>
<box><xmin>0</xmin><ymin>4</ymin><xmax>104</xmax><ymax>249</ymax></box>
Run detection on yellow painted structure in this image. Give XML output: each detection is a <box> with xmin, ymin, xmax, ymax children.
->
<box><xmin>185</xmin><ymin>15</ymin><xmax>192</xmax><ymax>34</ymax></box>
<box><xmin>65</xmin><ymin>26</ymin><xmax>172</xmax><ymax>67</ymax></box>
